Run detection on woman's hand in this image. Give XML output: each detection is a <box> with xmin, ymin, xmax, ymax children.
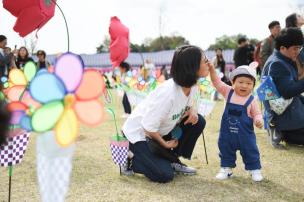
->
<box><xmin>184</xmin><ymin>109</ymin><xmax>198</xmax><ymax>125</ymax></box>
<box><xmin>165</xmin><ymin>139</ymin><xmax>178</xmax><ymax>149</ymax></box>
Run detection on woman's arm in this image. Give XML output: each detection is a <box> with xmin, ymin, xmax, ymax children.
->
<box><xmin>144</xmin><ymin>129</ymin><xmax>178</xmax><ymax>149</ymax></box>
<box><xmin>272</xmin><ymin>62</ymin><xmax>304</xmax><ymax>99</ymax></box>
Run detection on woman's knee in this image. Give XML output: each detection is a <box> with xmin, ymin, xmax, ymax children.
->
<box><xmin>149</xmin><ymin>169</ymin><xmax>174</xmax><ymax>183</ymax></box>
<box><xmin>196</xmin><ymin>114</ymin><xmax>206</xmax><ymax>132</ymax></box>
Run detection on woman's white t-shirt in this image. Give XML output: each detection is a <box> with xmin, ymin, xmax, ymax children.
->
<box><xmin>122</xmin><ymin>79</ymin><xmax>198</xmax><ymax>144</ymax></box>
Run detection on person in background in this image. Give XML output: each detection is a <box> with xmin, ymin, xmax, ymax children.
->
<box><xmin>233</xmin><ymin>37</ymin><xmax>254</xmax><ymax>67</ymax></box>
<box><xmin>212</xmin><ymin>48</ymin><xmax>229</xmax><ymax>100</ymax></box>
<box><xmin>285</xmin><ymin>13</ymin><xmax>304</xmax><ymax>79</ymax></box>
<box><xmin>15</xmin><ymin>46</ymin><xmax>33</xmax><ymax>69</ymax></box>
<box><xmin>260</xmin><ymin>21</ymin><xmax>281</xmax><ymax>69</ymax></box>
<box><xmin>158</xmin><ymin>65</ymin><xmax>170</xmax><ymax>82</ymax></box>
<box><xmin>285</xmin><ymin>13</ymin><xmax>304</xmax><ymax>28</ymax></box>
<box><xmin>0</xmin><ymin>35</ymin><xmax>15</xmax><ymax>77</ymax></box>
<box><xmin>4</xmin><ymin>47</ymin><xmax>17</xmax><ymax>71</ymax></box>
<box><xmin>36</xmin><ymin>50</ymin><xmax>51</xmax><ymax>69</ymax></box>
<box><xmin>118</xmin><ymin>61</ymin><xmax>132</xmax><ymax>118</ymax></box>
<box><xmin>143</xmin><ymin>59</ymin><xmax>155</xmax><ymax>80</ymax></box>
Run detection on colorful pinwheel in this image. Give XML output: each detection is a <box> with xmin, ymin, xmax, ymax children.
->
<box><xmin>22</xmin><ymin>52</ymin><xmax>106</xmax><ymax>146</ymax></box>
<box><xmin>2</xmin><ymin>62</ymin><xmax>41</xmax><ymax>124</ymax></box>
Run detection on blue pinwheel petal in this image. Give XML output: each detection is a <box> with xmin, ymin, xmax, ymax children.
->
<box><xmin>30</xmin><ymin>73</ymin><xmax>66</xmax><ymax>103</ymax></box>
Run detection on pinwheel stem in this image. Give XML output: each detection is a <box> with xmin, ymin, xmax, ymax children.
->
<box><xmin>51</xmin><ymin>0</ymin><xmax>70</xmax><ymax>52</ymax></box>
<box><xmin>8</xmin><ymin>166</ymin><xmax>12</xmax><ymax>202</ymax></box>
<box><xmin>106</xmin><ymin>108</ymin><xmax>120</xmax><ymax>139</ymax></box>
<box><xmin>18</xmin><ymin>87</ymin><xmax>27</xmax><ymax>101</ymax></box>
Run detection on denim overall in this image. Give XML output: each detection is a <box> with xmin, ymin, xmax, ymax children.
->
<box><xmin>218</xmin><ymin>90</ymin><xmax>261</xmax><ymax>170</ymax></box>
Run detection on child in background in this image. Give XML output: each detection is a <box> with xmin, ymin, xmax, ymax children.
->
<box><xmin>209</xmin><ymin>61</ymin><xmax>264</xmax><ymax>182</ymax></box>
<box><xmin>118</xmin><ymin>61</ymin><xmax>132</xmax><ymax>118</ymax></box>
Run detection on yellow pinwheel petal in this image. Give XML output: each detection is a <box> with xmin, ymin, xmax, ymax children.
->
<box><xmin>9</xmin><ymin>69</ymin><xmax>27</xmax><ymax>85</ymax></box>
<box><xmin>55</xmin><ymin>108</ymin><xmax>78</xmax><ymax>147</ymax></box>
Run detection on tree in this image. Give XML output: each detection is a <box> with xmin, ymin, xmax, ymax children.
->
<box><xmin>208</xmin><ymin>34</ymin><xmax>259</xmax><ymax>50</ymax></box>
<box><xmin>98</xmin><ymin>34</ymin><xmax>190</xmax><ymax>53</ymax></box>
<box><xmin>23</xmin><ymin>33</ymin><xmax>38</xmax><ymax>55</ymax></box>
<box><xmin>130</xmin><ymin>35</ymin><xmax>189</xmax><ymax>52</ymax></box>
<box><xmin>96</xmin><ymin>35</ymin><xmax>110</xmax><ymax>53</ymax></box>
<box><xmin>148</xmin><ymin>35</ymin><xmax>189</xmax><ymax>51</ymax></box>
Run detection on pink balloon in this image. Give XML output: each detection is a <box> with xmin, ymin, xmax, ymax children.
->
<box><xmin>55</xmin><ymin>53</ymin><xmax>84</xmax><ymax>93</ymax></box>
<box><xmin>109</xmin><ymin>16</ymin><xmax>130</xmax><ymax>68</ymax></box>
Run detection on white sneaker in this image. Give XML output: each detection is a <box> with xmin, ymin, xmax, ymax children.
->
<box><xmin>215</xmin><ymin>167</ymin><xmax>233</xmax><ymax>180</ymax></box>
<box><xmin>171</xmin><ymin>162</ymin><xmax>197</xmax><ymax>175</ymax></box>
<box><xmin>250</xmin><ymin>169</ymin><xmax>263</xmax><ymax>182</ymax></box>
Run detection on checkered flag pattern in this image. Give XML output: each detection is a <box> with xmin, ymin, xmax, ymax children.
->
<box><xmin>0</xmin><ymin>131</ymin><xmax>30</xmax><ymax>167</ymax></box>
<box><xmin>37</xmin><ymin>153</ymin><xmax>73</xmax><ymax>202</ymax></box>
<box><xmin>110</xmin><ymin>143</ymin><xmax>128</xmax><ymax>166</ymax></box>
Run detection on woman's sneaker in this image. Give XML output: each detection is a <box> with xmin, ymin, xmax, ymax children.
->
<box><xmin>215</xmin><ymin>167</ymin><xmax>233</xmax><ymax>180</ymax></box>
<box><xmin>120</xmin><ymin>158</ymin><xmax>134</xmax><ymax>176</ymax></box>
<box><xmin>171</xmin><ymin>162</ymin><xmax>196</xmax><ymax>175</ymax></box>
<box><xmin>250</xmin><ymin>169</ymin><xmax>263</xmax><ymax>182</ymax></box>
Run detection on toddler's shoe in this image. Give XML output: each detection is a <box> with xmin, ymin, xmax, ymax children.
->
<box><xmin>215</xmin><ymin>167</ymin><xmax>233</xmax><ymax>180</ymax></box>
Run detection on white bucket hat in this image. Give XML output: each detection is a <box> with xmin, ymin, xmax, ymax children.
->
<box><xmin>229</xmin><ymin>61</ymin><xmax>258</xmax><ymax>81</ymax></box>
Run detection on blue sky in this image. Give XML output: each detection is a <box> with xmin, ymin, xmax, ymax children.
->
<box><xmin>0</xmin><ymin>0</ymin><xmax>303</xmax><ymax>54</ymax></box>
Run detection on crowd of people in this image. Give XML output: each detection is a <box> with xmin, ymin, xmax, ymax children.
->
<box><xmin>0</xmin><ymin>35</ymin><xmax>51</xmax><ymax>78</ymax></box>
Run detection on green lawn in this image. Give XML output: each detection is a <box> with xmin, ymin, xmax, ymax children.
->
<box><xmin>0</xmin><ymin>91</ymin><xmax>304</xmax><ymax>202</ymax></box>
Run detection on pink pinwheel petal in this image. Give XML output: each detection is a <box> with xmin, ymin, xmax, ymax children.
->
<box><xmin>75</xmin><ymin>70</ymin><xmax>105</xmax><ymax>101</ymax></box>
<box><xmin>74</xmin><ymin>99</ymin><xmax>105</xmax><ymax>126</ymax></box>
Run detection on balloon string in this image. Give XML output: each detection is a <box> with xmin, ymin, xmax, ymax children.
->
<box><xmin>106</xmin><ymin>108</ymin><xmax>119</xmax><ymax>139</ymax></box>
<box><xmin>51</xmin><ymin>0</ymin><xmax>70</xmax><ymax>52</ymax></box>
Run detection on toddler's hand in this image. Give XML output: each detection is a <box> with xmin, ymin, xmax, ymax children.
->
<box><xmin>255</xmin><ymin>120</ymin><xmax>263</xmax><ymax>129</ymax></box>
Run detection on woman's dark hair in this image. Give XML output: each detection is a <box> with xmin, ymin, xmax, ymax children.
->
<box><xmin>232</xmin><ymin>74</ymin><xmax>256</xmax><ymax>86</ymax></box>
<box><xmin>0</xmin><ymin>101</ymin><xmax>11</xmax><ymax>146</ymax></box>
<box><xmin>170</xmin><ymin>45</ymin><xmax>203</xmax><ymax>87</ymax></box>
<box><xmin>275</xmin><ymin>27</ymin><xmax>304</xmax><ymax>50</ymax></box>
<box><xmin>18</xmin><ymin>46</ymin><xmax>29</xmax><ymax>59</ymax></box>
<box><xmin>285</xmin><ymin>13</ymin><xmax>297</xmax><ymax>28</ymax></box>
<box><xmin>37</xmin><ymin>50</ymin><xmax>46</xmax><ymax>58</ymax></box>
<box><xmin>119</xmin><ymin>61</ymin><xmax>130</xmax><ymax>71</ymax></box>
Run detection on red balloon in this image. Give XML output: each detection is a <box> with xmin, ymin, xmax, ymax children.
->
<box><xmin>3</xmin><ymin>0</ymin><xmax>56</xmax><ymax>37</ymax></box>
<box><xmin>109</xmin><ymin>16</ymin><xmax>130</xmax><ymax>68</ymax></box>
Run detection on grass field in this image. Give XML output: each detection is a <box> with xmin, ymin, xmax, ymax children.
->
<box><xmin>0</xmin><ymin>91</ymin><xmax>304</xmax><ymax>202</ymax></box>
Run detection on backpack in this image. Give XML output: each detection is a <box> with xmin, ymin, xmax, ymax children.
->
<box><xmin>253</xmin><ymin>41</ymin><xmax>262</xmax><ymax>65</ymax></box>
<box><xmin>253</xmin><ymin>37</ymin><xmax>273</xmax><ymax>66</ymax></box>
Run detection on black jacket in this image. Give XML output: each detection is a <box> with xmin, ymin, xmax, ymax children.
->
<box><xmin>233</xmin><ymin>45</ymin><xmax>254</xmax><ymax>67</ymax></box>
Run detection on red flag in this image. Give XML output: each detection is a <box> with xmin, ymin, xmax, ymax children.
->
<box><xmin>3</xmin><ymin>0</ymin><xmax>56</xmax><ymax>37</ymax></box>
<box><xmin>109</xmin><ymin>16</ymin><xmax>130</xmax><ymax>68</ymax></box>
